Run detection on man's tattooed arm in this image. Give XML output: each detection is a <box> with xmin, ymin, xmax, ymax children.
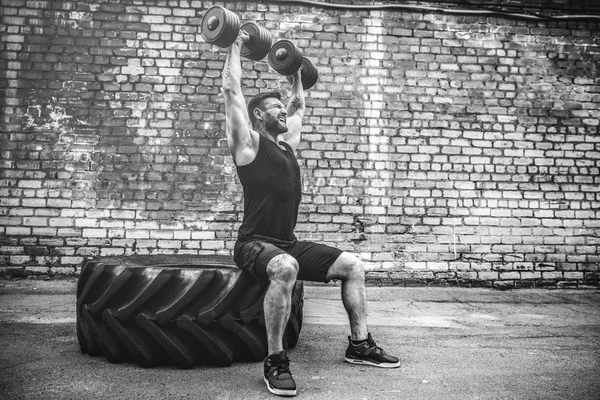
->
<box><xmin>290</xmin><ymin>96</ymin><xmax>304</xmax><ymax>113</ymax></box>
<box><xmin>282</xmin><ymin>71</ymin><xmax>306</xmax><ymax>150</ymax></box>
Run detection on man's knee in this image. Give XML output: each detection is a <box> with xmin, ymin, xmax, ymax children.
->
<box><xmin>266</xmin><ymin>254</ymin><xmax>299</xmax><ymax>284</ymax></box>
<box><xmin>347</xmin><ymin>255</ymin><xmax>365</xmax><ymax>280</ymax></box>
<box><xmin>327</xmin><ymin>252</ymin><xmax>365</xmax><ymax>281</ymax></box>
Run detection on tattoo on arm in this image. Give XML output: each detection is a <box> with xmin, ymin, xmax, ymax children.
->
<box><xmin>290</xmin><ymin>96</ymin><xmax>304</xmax><ymax>112</ymax></box>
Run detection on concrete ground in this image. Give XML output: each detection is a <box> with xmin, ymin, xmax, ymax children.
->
<box><xmin>0</xmin><ymin>279</ymin><xmax>599</xmax><ymax>400</ymax></box>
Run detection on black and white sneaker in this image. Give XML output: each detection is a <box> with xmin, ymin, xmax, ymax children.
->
<box><xmin>264</xmin><ymin>350</ymin><xmax>297</xmax><ymax>397</ymax></box>
<box><xmin>345</xmin><ymin>333</ymin><xmax>400</xmax><ymax>368</ymax></box>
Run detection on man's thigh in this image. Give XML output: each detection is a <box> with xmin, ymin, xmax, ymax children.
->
<box><xmin>234</xmin><ymin>240</ymin><xmax>287</xmax><ymax>281</ymax></box>
<box><xmin>288</xmin><ymin>241</ymin><xmax>343</xmax><ymax>283</ymax></box>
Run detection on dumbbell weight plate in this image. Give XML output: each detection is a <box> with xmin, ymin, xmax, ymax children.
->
<box><xmin>200</xmin><ymin>5</ymin><xmax>240</xmax><ymax>48</ymax></box>
<box><xmin>286</xmin><ymin>57</ymin><xmax>319</xmax><ymax>90</ymax></box>
<box><xmin>300</xmin><ymin>57</ymin><xmax>318</xmax><ymax>89</ymax></box>
<box><xmin>268</xmin><ymin>40</ymin><xmax>304</xmax><ymax>76</ymax></box>
<box><xmin>240</xmin><ymin>22</ymin><xmax>272</xmax><ymax>61</ymax></box>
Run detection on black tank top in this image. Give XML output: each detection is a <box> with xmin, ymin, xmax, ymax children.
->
<box><xmin>236</xmin><ymin>135</ymin><xmax>301</xmax><ymax>243</ymax></box>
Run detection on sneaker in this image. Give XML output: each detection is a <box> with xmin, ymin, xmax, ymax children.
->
<box><xmin>263</xmin><ymin>350</ymin><xmax>297</xmax><ymax>397</ymax></box>
<box><xmin>345</xmin><ymin>333</ymin><xmax>400</xmax><ymax>368</ymax></box>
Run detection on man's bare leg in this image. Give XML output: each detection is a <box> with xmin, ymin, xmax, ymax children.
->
<box><xmin>263</xmin><ymin>254</ymin><xmax>299</xmax><ymax>396</ymax></box>
<box><xmin>326</xmin><ymin>251</ymin><xmax>400</xmax><ymax>368</ymax></box>
<box><xmin>326</xmin><ymin>252</ymin><xmax>369</xmax><ymax>340</ymax></box>
<box><xmin>264</xmin><ymin>254</ymin><xmax>299</xmax><ymax>354</ymax></box>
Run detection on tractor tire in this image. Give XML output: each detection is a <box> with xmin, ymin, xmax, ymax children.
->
<box><xmin>76</xmin><ymin>255</ymin><xmax>303</xmax><ymax>368</ymax></box>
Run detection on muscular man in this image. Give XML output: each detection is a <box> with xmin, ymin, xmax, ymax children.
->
<box><xmin>222</xmin><ymin>31</ymin><xmax>399</xmax><ymax>397</ymax></box>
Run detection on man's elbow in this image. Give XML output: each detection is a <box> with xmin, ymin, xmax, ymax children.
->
<box><xmin>222</xmin><ymin>78</ymin><xmax>241</xmax><ymax>95</ymax></box>
<box><xmin>222</xmin><ymin>84</ymin><xmax>235</xmax><ymax>96</ymax></box>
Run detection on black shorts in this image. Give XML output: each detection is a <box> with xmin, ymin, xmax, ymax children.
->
<box><xmin>233</xmin><ymin>236</ymin><xmax>343</xmax><ymax>283</ymax></box>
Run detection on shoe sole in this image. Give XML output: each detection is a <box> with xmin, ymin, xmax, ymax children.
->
<box><xmin>345</xmin><ymin>356</ymin><xmax>401</xmax><ymax>368</ymax></box>
<box><xmin>264</xmin><ymin>376</ymin><xmax>297</xmax><ymax>397</ymax></box>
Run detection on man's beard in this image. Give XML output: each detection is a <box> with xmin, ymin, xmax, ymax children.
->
<box><xmin>266</xmin><ymin>116</ymin><xmax>288</xmax><ymax>134</ymax></box>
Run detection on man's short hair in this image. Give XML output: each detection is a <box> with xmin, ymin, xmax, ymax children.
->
<box><xmin>247</xmin><ymin>90</ymin><xmax>283</xmax><ymax>127</ymax></box>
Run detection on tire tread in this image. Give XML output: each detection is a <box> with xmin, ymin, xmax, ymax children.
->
<box><xmin>76</xmin><ymin>255</ymin><xmax>303</xmax><ymax>368</ymax></box>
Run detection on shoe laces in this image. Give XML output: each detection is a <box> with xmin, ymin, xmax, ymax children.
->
<box><xmin>357</xmin><ymin>337</ymin><xmax>385</xmax><ymax>356</ymax></box>
<box><xmin>268</xmin><ymin>358</ymin><xmax>292</xmax><ymax>378</ymax></box>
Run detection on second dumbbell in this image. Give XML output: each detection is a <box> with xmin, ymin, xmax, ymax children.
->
<box><xmin>268</xmin><ymin>40</ymin><xmax>318</xmax><ymax>90</ymax></box>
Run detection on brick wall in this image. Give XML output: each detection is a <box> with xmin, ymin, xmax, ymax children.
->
<box><xmin>1</xmin><ymin>0</ymin><xmax>599</xmax><ymax>288</ymax></box>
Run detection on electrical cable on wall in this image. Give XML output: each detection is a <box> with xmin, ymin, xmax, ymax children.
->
<box><xmin>268</xmin><ymin>0</ymin><xmax>600</xmax><ymax>20</ymax></box>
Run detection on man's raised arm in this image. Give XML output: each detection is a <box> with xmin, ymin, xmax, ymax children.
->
<box><xmin>281</xmin><ymin>69</ymin><xmax>305</xmax><ymax>152</ymax></box>
<box><xmin>222</xmin><ymin>33</ymin><xmax>257</xmax><ymax>166</ymax></box>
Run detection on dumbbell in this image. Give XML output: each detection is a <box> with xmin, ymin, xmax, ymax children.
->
<box><xmin>268</xmin><ymin>40</ymin><xmax>319</xmax><ymax>90</ymax></box>
<box><xmin>200</xmin><ymin>5</ymin><xmax>272</xmax><ymax>62</ymax></box>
